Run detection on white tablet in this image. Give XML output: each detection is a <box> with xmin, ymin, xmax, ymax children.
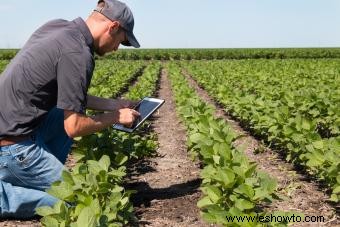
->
<box><xmin>113</xmin><ymin>97</ymin><xmax>165</xmax><ymax>133</ymax></box>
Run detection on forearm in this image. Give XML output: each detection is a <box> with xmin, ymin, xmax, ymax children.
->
<box><xmin>64</xmin><ymin>108</ymin><xmax>140</xmax><ymax>138</ymax></box>
<box><xmin>86</xmin><ymin>95</ymin><xmax>138</xmax><ymax>112</ymax></box>
<box><xmin>64</xmin><ymin>111</ymin><xmax>119</xmax><ymax>138</ymax></box>
<box><xmin>86</xmin><ymin>95</ymin><xmax>119</xmax><ymax>111</ymax></box>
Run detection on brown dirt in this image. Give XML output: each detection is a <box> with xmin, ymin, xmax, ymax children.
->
<box><xmin>65</xmin><ymin>152</ymin><xmax>77</xmax><ymax>170</ymax></box>
<box><xmin>183</xmin><ymin>70</ymin><xmax>339</xmax><ymax>226</ymax></box>
<box><xmin>125</xmin><ymin>68</ymin><xmax>214</xmax><ymax>227</ymax></box>
<box><xmin>0</xmin><ymin>220</ymin><xmax>40</xmax><ymax>227</ymax></box>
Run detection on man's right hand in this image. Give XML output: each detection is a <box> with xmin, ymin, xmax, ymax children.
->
<box><xmin>117</xmin><ymin>108</ymin><xmax>140</xmax><ymax>128</ymax></box>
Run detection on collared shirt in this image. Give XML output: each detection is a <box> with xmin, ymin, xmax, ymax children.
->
<box><xmin>0</xmin><ymin>17</ymin><xmax>95</xmax><ymax>139</ymax></box>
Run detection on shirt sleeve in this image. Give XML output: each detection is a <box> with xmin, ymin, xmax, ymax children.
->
<box><xmin>56</xmin><ymin>51</ymin><xmax>90</xmax><ymax>114</ymax></box>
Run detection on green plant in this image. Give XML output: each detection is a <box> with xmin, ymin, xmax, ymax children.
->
<box><xmin>36</xmin><ymin>155</ymin><xmax>135</xmax><ymax>226</ymax></box>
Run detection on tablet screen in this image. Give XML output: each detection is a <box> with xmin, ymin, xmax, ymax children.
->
<box><xmin>132</xmin><ymin>99</ymin><xmax>161</xmax><ymax>128</ymax></box>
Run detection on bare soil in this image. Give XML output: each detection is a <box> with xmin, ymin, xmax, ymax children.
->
<box><xmin>125</xmin><ymin>68</ymin><xmax>214</xmax><ymax>227</ymax></box>
<box><xmin>0</xmin><ymin>219</ymin><xmax>40</xmax><ymax>227</ymax></box>
<box><xmin>183</xmin><ymin>71</ymin><xmax>339</xmax><ymax>226</ymax></box>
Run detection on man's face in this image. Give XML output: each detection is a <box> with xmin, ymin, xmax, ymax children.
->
<box><xmin>96</xmin><ymin>23</ymin><xmax>127</xmax><ymax>56</ymax></box>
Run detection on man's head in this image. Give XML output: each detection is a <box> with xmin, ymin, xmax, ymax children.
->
<box><xmin>87</xmin><ymin>0</ymin><xmax>140</xmax><ymax>56</ymax></box>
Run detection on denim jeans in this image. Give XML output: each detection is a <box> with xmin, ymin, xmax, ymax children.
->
<box><xmin>0</xmin><ymin>108</ymin><xmax>73</xmax><ymax>219</ymax></box>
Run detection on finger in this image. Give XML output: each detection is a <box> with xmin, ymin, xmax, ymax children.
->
<box><xmin>131</xmin><ymin>110</ymin><xmax>140</xmax><ymax>117</ymax></box>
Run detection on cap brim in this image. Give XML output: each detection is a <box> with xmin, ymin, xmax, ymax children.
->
<box><xmin>122</xmin><ymin>31</ymin><xmax>140</xmax><ymax>48</ymax></box>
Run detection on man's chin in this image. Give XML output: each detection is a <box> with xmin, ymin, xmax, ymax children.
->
<box><xmin>94</xmin><ymin>48</ymin><xmax>107</xmax><ymax>57</ymax></box>
<box><xmin>95</xmin><ymin>49</ymin><xmax>116</xmax><ymax>57</ymax></box>
<box><xmin>95</xmin><ymin>51</ymin><xmax>105</xmax><ymax>57</ymax></box>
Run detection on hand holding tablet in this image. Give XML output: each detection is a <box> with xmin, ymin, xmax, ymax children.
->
<box><xmin>113</xmin><ymin>97</ymin><xmax>165</xmax><ymax>133</ymax></box>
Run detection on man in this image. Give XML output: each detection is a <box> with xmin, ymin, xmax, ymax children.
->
<box><xmin>0</xmin><ymin>0</ymin><xmax>140</xmax><ymax>219</ymax></box>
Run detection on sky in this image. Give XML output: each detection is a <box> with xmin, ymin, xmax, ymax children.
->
<box><xmin>0</xmin><ymin>0</ymin><xmax>340</xmax><ymax>49</ymax></box>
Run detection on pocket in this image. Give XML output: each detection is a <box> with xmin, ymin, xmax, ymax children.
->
<box><xmin>10</xmin><ymin>140</ymin><xmax>40</xmax><ymax>167</ymax></box>
<box><xmin>8</xmin><ymin>141</ymin><xmax>64</xmax><ymax>190</ymax></box>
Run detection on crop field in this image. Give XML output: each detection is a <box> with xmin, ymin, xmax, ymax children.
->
<box><xmin>0</xmin><ymin>60</ymin><xmax>9</xmax><ymax>74</ymax></box>
<box><xmin>183</xmin><ymin>59</ymin><xmax>340</xmax><ymax>198</ymax></box>
<box><xmin>0</xmin><ymin>49</ymin><xmax>339</xmax><ymax>226</ymax></box>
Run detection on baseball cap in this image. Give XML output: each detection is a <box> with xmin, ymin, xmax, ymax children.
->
<box><xmin>94</xmin><ymin>0</ymin><xmax>140</xmax><ymax>48</ymax></box>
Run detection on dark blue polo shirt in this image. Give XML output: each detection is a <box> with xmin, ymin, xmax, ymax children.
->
<box><xmin>0</xmin><ymin>17</ymin><xmax>95</xmax><ymax>139</ymax></box>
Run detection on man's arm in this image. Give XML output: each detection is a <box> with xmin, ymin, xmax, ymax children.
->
<box><xmin>63</xmin><ymin>109</ymin><xmax>140</xmax><ymax>138</ymax></box>
<box><xmin>86</xmin><ymin>95</ymin><xmax>138</xmax><ymax>111</ymax></box>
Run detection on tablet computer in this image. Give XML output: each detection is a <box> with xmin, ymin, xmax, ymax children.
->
<box><xmin>113</xmin><ymin>97</ymin><xmax>165</xmax><ymax>133</ymax></box>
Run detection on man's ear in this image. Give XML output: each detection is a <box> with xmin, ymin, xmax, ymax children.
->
<box><xmin>109</xmin><ymin>21</ymin><xmax>120</xmax><ymax>33</ymax></box>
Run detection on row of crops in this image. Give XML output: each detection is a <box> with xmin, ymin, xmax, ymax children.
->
<box><xmin>0</xmin><ymin>60</ymin><xmax>9</xmax><ymax>73</ymax></box>
<box><xmin>105</xmin><ymin>48</ymin><xmax>340</xmax><ymax>60</ymax></box>
<box><xmin>183</xmin><ymin>59</ymin><xmax>340</xmax><ymax>203</ymax></box>
<box><xmin>0</xmin><ymin>49</ymin><xmax>16</xmax><ymax>60</ymax></box>
<box><xmin>3</xmin><ymin>48</ymin><xmax>340</xmax><ymax>61</ymax></box>
<box><xmin>166</xmin><ymin>62</ymin><xmax>296</xmax><ymax>226</ymax></box>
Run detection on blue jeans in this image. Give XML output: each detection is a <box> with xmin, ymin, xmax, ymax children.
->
<box><xmin>0</xmin><ymin>108</ymin><xmax>73</xmax><ymax>219</ymax></box>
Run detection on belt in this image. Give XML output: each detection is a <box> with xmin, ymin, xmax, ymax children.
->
<box><xmin>0</xmin><ymin>135</ymin><xmax>32</xmax><ymax>147</ymax></box>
